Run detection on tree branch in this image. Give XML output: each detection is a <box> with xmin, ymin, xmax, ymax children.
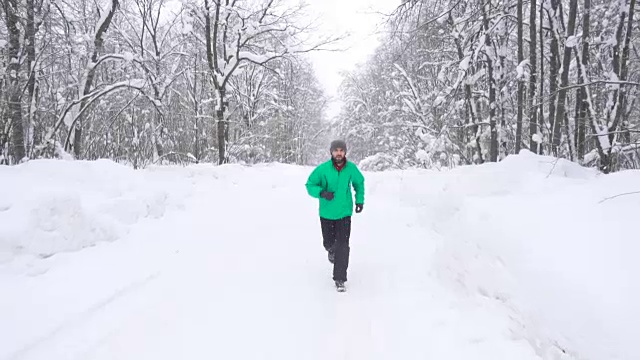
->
<box><xmin>598</xmin><ymin>191</ymin><xmax>640</xmax><ymax>204</ymax></box>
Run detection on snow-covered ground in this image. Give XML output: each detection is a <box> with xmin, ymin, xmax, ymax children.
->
<box><xmin>1</xmin><ymin>151</ymin><xmax>637</xmax><ymax>360</ymax></box>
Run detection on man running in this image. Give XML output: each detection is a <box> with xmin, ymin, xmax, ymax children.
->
<box><xmin>305</xmin><ymin>140</ymin><xmax>365</xmax><ymax>292</ymax></box>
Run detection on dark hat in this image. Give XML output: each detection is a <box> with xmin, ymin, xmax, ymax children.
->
<box><xmin>330</xmin><ymin>139</ymin><xmax>347</xmax><ymax>152</ymax></box>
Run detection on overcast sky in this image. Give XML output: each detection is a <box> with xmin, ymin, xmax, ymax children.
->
<box><xmin>303</xmin><ymin>0</ymin><xmax>399</xmax><ymax>119</ymax></box>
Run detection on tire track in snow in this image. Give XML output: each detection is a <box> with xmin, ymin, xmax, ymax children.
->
<box><xmin>7</xmin><ymin>272</ymin><xmax>160</xmax><ymax>360</ymax></box>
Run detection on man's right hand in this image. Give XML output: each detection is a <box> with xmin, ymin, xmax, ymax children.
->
<box><xmin>320</xmin><ymin>190</ymin><xmax>334</xmax><ymax>200</ymax></box>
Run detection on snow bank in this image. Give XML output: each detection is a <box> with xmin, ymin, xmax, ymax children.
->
<box><xmin>0</xmin><ymin>159</ymin><xmax>188</xmax><ymax>263</ymax></box>
<box><xmin>0</xmin><ymin>160</ymin><xmax>304</xmax><ymax>266</ymax></box>
<box><xmin>359</xmin><ymin>152</ymin><xmax>402</xmax><ymax>171</ymax></box>
<box><xmin>409</xmin><ymin>150</ymin><xmax>639</xmax><ymax>360</ymax></box>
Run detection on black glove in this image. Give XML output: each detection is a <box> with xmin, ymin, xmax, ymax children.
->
<box><xmin>320</xmin><ymin>190</ymin><xmax>334</xmax><ymax>200</ymax></box>
<box><xmin>355</xmin><ymin>203</ymin><xmax>363</xmax><ymax>213</ymax></box>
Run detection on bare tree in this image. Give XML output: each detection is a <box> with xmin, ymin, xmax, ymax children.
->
<box><xmin>574</xmin><ymin>0</ymin><xmax>590</xmax><ymax>160</ymax></box>
<box><xmin>548</xmin><ymin>0</ymin><xmax>561</xmax><ymax>155</ymax></box>
<box><xmin>116</xmin><ymin>0</ymin><xmax>188</xmax><ymax>162</ymax></box>
<box><xmin>1</xmin><ymin>0</ymin><xmax>26</xmax><ymax>162</ymax></box>
<box><xmin>69</xmin><ymin>0</ymin><xmax>120</xmax><ymax>158</ymax></box>
<box><xmin>200</xmin><ymin>0</ymin><xmax>337</xmax><ymax>164</ymax></box>
<box><xmin>553</xmin><ymin>0</ymin><xmax>578</xmax><ymax>159</ymax></box>
<box><xmin>528</xmin><ymin>0</ymin><xmax>538</xmax><ymax>153</ymax></box>
<box><xmin>515</xmin><ymin>0</ymin><xmax>524</xmax><ymax>153</ymax></box>
<box><xmin>481</xmin><ymin>0</ymin><xmax>498</xmax><ymax>162</ymax></box>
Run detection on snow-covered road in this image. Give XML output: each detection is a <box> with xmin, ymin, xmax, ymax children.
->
<box><xmin>1</xmin><ymin>162</ymin><xmax>542</xmax><ymax>360</ymax></box>
<box><xmin>2</xmin><ymin>155</ymin><xmax>638</xmax><ymax>360</ymax></box>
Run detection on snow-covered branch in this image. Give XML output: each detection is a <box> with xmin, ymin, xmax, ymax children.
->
<box><xmin>47</xmin><ymin>79</ymin><xmax>147</xmax><ymax>140</ymax></box>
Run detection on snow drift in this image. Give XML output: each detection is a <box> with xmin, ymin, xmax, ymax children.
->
<box><xmin>405</xmin><ymin>150</ymin><xmax>639</xmax><ymax>360</ymax></box>
<box><xmin>0</xmin><ymin>160</ymin><xmax>188</xmax><ymax>263</ymax></box>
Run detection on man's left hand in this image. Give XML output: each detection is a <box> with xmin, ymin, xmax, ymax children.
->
<box><xmin>355</xmin><ymin>204</ymin><xmax>363</xmax><ymax>213</ymax></box>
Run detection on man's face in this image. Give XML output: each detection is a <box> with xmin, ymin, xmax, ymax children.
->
<box><xmin>331</xmin><ymin>148</ymin><xmax>345</xmax><ymax>162</ymax></box>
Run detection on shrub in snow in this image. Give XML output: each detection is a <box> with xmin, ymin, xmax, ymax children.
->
<box><xmin>359</xmin><ymin>153</ymin><xmax>400</xmax><ymax>171</ymax></box>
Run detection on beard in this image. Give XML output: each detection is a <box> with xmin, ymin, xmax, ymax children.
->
<box><xmin>332</xmin><ymin>155</ymin><xmax>345</xmax><ymax>164</ymax></box>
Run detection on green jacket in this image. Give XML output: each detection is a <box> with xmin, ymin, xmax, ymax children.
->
<box><xmin>306</xmin><ymin>159</ymin><xmax>365</xmax><ymax>220</ymax></box>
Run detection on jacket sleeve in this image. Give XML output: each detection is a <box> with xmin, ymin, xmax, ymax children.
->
<box><xmin>305</xmin><ymin>166</ymin><xmax>323</xmax><ymax>198</ymax></box>
<box><xmin>352</xmin><ymin>166</ymin><xmax>365</xmax><ymax>204</ymax></box>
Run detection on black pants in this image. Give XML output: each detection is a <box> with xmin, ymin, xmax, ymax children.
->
<box><xmin>320</xmin><ymin>216</ymin><xmax>351</xmax><ymax>282</ymax></box>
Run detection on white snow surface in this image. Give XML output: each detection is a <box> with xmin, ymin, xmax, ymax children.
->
<box><xmin>0</xmin><ymin>160</ymin><xmax>187</xmax><ymax>261</ymax></box>
<box><xmin>1</xmin><ymin>151</ymin><xmax>638</xmax><ymax>360</ymax></box>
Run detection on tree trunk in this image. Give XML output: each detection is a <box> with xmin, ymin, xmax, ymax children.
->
<box><xmin>2</xmin><ymin>0</ymin><xmax>26</xmax><ymax>162</ymax></box>
<box><xmin>25</xmin><ymin>0</ymin><xmax>37</xmax><ymax>157</ymax></box>
<box><xmin>573</xmin><ymin>85</ymin><xmax>584</xmax><ymax>158</ymax></box>
<box><xmin>450</xmin><ymin>14</ymin><xmax>483</xmax><ymax>163</ymax></box>
<box><xmin>528</xmin><ymin>0</ymin><xmax>538</xmax><ymax>153</ymax></box>
<box><xmin>606</xmin><ymin>0</ymin><xmax>636</xmax><ymax>171</ymax></box>
<box><xmin>553</xmin><ymin>0</ymin><xmax>578</xmax><ymax>157</ymax></box>
<box><xmin>204</xmin><ymin>0</ymin><xmax>227</xmax><ymax>165</ymax></box>
<box><xmin>216</xmin><ymin>89</ymin><xmax>227</xmax><ymax>164</ymax></box>
<box><xmin>193</xmin><ymin>55</ymin><xmax>200</xmax><ymax>163</ymax></box>
<box><xmin>564</xmin><ymin>111</ymin><xmax>575</xmax><ymax>161</ymax></box>
<box><xmin>575</xmin><ymin>0</ymin><xmax>590</xmax><ymax>161</ymax></box>
<box><xmin>548</xmin><ymin>0</ymin><xmax>562</xmax><ymax>155</ymax></box>
<box><xmin>516</xmin><ymin>0</ymin><xmax>524</xmax><ymax>153</ymax></box>
<box><xmin>538</xmin><ymin>0</ymin><xmax>545</xmax><ymax>154</ymax></box>
<box><xmin>499</xmin><ymin>25</ymin><xmax>507</xmax><ymax>158</ymax></box>
<box><xmin>573</xmin><ymin>32</ymin><xmax>609</xmax><ymax>172</ymax></box>
<box><xmin>150</xmin><ymin>59</ymin><xmax>164</xmax><ymax>162</ymax></box>
<box><xmin>481</xmin><ymin>0</ymin><xmax>498</xmax><ymax>162</ymax></box>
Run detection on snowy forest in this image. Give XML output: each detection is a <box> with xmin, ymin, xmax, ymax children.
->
<box><xmin>339</xmin><ymin>0</ymin><xmax>639</xmax><ymax>173</ymax></box>
<box><xmin>0</xmin><ymin>0</ymin><xmax>336</xmax><ymax>167</ymax></box>
<box><xmin>1</xmin><ymin>0</ymin><xmax>639</xmax><ymax>173</ymax></box>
